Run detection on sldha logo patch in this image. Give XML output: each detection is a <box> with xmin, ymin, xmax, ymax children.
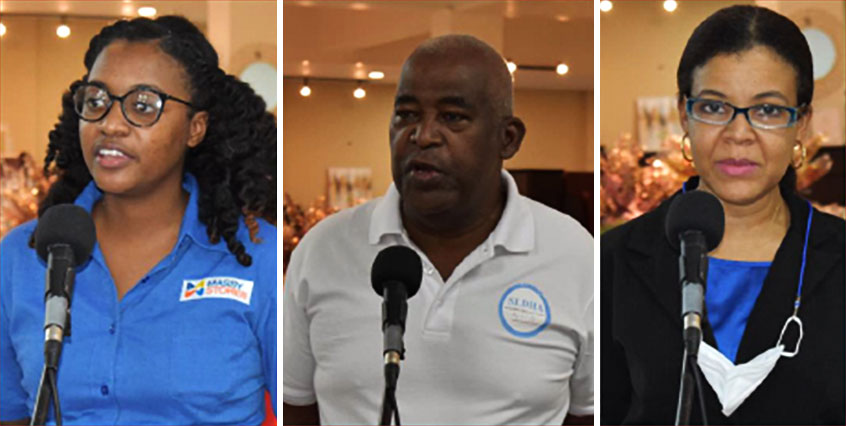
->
<box><xmin>180</xmin><ymin>276</ymin><xmax>254</xmax><ymax>305</ymax></box>
<box><xmin>499</xmin><ymin>283</ymin><xmax>551</xmax><ymax>338</ymax></box>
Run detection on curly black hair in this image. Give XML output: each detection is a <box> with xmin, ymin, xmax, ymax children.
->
<box><xmin>34</xmin><ymin>16</ymin><xmax>276</xmax><ymax>266</ymax></box>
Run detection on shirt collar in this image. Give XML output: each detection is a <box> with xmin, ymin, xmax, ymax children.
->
<box><xmin>74</xmin><ymin>173</ymin><xmax>229</xmax><ymax>254</ymax></box>
<box><xmin>368</xmin><ymin>169</ymin><xmax>535</xmax><ymax>253</ymax></box>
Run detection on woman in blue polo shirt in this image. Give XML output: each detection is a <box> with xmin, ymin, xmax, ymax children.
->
<box><xmin>0</xmin><ymin>16</ymin><xmax>276</xmax><ymax>425</ymax></box>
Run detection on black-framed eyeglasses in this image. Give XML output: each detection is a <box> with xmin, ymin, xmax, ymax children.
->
<box><xmin>73</xmin><ymin>83</ymin><xmax>195</xmax><ymax>127</ymax></box>
<box><xmin>686</xmin><ymin>97</ymin><xmax>804</xmax><ymax>130</ymax></box>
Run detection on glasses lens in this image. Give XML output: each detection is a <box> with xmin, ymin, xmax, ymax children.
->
<box><xmin>123</xmin><ymin>90</ymin><xmax>163</xmax><ymax>126</ymax></box>
<box><xmin>74</xmin><ymin>85</ymin><xmax>110</xmax><ymax>121</ymax></box>
<box><xmin>749</xmin><ymin>105</ymin><xmax>792</xmax><ymax>128</ymax></box>
<box><xmin>691</xmin><ymin>99</ymin><xmax>733</xmax><ymax>124</ymax></box>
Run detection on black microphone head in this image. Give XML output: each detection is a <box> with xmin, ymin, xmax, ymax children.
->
<box><xmin>35</xmin><ymin>204</ymin><xmax>96</xmax><ymax>266</ymax></box>
<box><xmin>665</xmin><ymin>190</ymin><xmax>725</xmax><ymax>251</ymax></box>
<box><xmin>371</xmin><ymin>245</ymin><xmax>422</xmax><ymax>298</ymax></box>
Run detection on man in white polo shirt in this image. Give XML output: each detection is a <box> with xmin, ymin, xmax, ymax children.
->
<box><xmin>283</xmin><ymin>34</ymin><xmax>593</xmax><ymax>425</ymax></box>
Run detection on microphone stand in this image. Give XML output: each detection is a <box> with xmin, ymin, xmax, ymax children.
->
<box><xmin>674</xmin><ymin>232</ymin><xmax>709</xmax><ymax>426</ymax></box>
<box><xmin>379</xmin><ymin>351</ymin><xmax>401</xmax><ymax>426</ymax></box>
<box><xmin>31</xmin><ymin>245</ymin><xmax>75</xmax><ymax>426</ymax></box>
<box><xmin>675</xmin><ymin>319</ymin><xmax>699</xmax><ymax>426</ymax></box>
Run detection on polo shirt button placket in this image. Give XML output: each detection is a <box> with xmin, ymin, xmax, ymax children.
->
<box><xmin>100</xmin><ymin>385</ymin><xmax>109</xmax><ymax>396</ymax></box>
<box><xmin>109</xmin><ymin>323</ymin><xmax>116</xmax><ymax>335</ymax></box>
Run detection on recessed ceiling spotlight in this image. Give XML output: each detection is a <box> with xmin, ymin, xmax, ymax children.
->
<box><xmin>138</xmin><ymin>6</ymin><xmax>157</xmax><ymax>17</ymax></box>
<box><xmin>368</xmin><ymin>71</ymin><xmax>385</xmax><ymax>80</ymax></box>
<box><xmin>600</xmin><ymin>1</ymin><xmax>613</xmax><ymax>13</ymax></box>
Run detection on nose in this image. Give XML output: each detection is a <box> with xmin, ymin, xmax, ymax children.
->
<box><xmin>411</xmin><ymin>115</ymin><xmax>444</xmax><ymax>148</ymax></box>
<box><xmin>98</xmin><ymin>101</ymin><xmax>131</xmax><ymax>136</ymax></box>
<box><xmin>722</xmin><ymin>109</ymin><xmax>756</xmax><ymax>144</ymax></box>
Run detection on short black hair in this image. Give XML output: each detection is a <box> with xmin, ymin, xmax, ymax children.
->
<box><xmin>677</xmin><ymin>5</ymin><xmax>814</xmax><ymax>106</ymax></box>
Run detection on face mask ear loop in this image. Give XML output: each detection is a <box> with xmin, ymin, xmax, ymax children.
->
<box><xmin>778</xmin><ymin>201</ymin><xmax>813</xmax><ymax>358</ymax></box>
<box><xmin>777</xmin><ymin>315</ymin><xmax>803</xmax><ymax>358</ymax></box>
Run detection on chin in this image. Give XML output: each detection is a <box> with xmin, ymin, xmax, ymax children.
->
<box><xmin>708</xmin><ymin>180</ymin><xmax>776</xmax><ymax>206</ymax></box>
<box><xmin>402</xmin><ymin>189</ymin><xmax>459</xmax><ymax>217</ymax></box>
<box><xmin>91</xmin><ymin>170</ymin><xmax>139</xmax><ymax>196</ymax></box>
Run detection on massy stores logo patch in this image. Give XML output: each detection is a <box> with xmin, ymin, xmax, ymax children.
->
<box><xmin>180</xmin><ymin>276</ymin><xmax>254</xmax><ymax>306</ymax></box>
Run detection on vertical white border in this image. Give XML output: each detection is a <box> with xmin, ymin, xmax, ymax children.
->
<box><xmin>593</xmin><ymin>0</ymin><xmax>601</xmax><ymax>423</ymax></box>
<box><xmin>277</xmin><ymin>0</ymin><xmax>284</xmax><ymax>420</ymax></box>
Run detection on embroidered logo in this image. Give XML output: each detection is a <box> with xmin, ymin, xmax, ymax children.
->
<box><xmin>180</xmin><ymin>276</ymin><xmax>254</xmax><ymax>305</ymax></box>
<box><xmin>498</xmin><ymin>283</ymin><xmax>551</xmax><ymax>338</ymax></box>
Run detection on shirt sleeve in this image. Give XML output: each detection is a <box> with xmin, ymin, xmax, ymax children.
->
<box><xmin>568</xmin><ymin>295</ymin><xmax>594</xmax><ymax>416</ymax></box>
<box><xmin>282</xmin><ymin>248</ymin><xmax>317</xmax><ymax>406</ymax></box>
<box><xmin>0</xmin><ymin>237</ymin><xmax>30</xmax><ymax>421</ymax></box>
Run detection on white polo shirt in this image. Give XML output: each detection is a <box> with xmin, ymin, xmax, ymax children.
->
<box><xmin>283</xmin><ymin>170</ymin><xmax>593</xmax><ymax>424</ymax></box>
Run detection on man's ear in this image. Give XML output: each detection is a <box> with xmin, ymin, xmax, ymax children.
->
<box><xmin>187</xmin><ymin>111</ymin><xmax>209</xmax><ymax>148</ymax></box>
<box><xmin>501</xmin><ymin>117</ymin><xmax>526</xmax><ymax>160</ymax></box>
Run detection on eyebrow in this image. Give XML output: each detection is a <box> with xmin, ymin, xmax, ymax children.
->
<box><xmin>695</xmin><ymin>89</ymin><xmax>791</xmax><ymax>103</ymax></box>
<box><xmin>437</xmin><ymin>96</ymin><xmax>474</xmax><ymax>110</ymax></box>
<box><xmin>88</xmin><ymin>80</ymin><xmax>167</xmax><ymax>94</ymax></box>
<box><xmin>393</xmin><ymin>94</ymin><xmax>475</xmax><ymax>110</ymax></box>
<box><xmin>394</xmin><ymin>94</ymin><xmax>417</xmax><ymax>106</ymax></box>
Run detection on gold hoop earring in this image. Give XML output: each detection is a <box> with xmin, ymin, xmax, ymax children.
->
<box><xmin>680</xmin><ymin>133</ymin><xmax>694</xmax><ymax>162</ymax></box>
<box><xmin>792</xmin><ymin>142</ymin><xmax>807</xmax><ymax>169</ymax></box>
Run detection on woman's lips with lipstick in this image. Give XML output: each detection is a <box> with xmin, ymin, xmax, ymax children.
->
<box><xmin>715</xmin><ymin>158</ymin><xmax>759</xmax><ymax>176</ymax></box>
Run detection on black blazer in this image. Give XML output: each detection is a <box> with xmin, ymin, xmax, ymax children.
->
<box><xmin>601</xmin><ymin>180</ymin><xmax>845</xmax><ymax>425</ymax></box>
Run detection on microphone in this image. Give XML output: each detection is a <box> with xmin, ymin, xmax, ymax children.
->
<box><xmin>32</xmin><ymin>204</ymin><xmax>96</xmax><ymax>426</ymax></box>
<box><xmin>34</xmin><ymin>204</ymin><xmax>96</xmax><ymax>359</ymax></box>
<box><xmin>665</xmin><ymin>190</ymin><xmax>724</xmax><ymax>354</ymax></box>
<box><xmin>371</xmin><ymin>246</ymin><xmax>422</xmax><ymax>384</ymax></box>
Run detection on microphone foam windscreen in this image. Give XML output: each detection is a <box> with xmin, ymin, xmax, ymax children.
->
<box><xmin>665</xmin><ymin>190</ymin><xmax>725</xmax><ymax>251</ymax></box>
<box><xmin>371</xmin><ymin>245</ymin><xmax>423</xmax><ymax>298</ymax></box>
<box><xmin>35</xmin><ymin>204</ymin><xmax>97</xmax><ymax>266</ymax></box>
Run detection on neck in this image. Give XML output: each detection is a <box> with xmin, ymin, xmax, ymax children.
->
<box><xmin>699</xmin><ymin>182</ymin><xmax>790</xmax><ymax>260</ymax></box>
<box><xmin>94</xmin><ymin>174</ymin><xmax>189</xmax><ymax>235</ymax></box>
<box><xmin>402</xmin><ymin>182</ymin><xmax>506</xmax><ymax>256</ymax></box>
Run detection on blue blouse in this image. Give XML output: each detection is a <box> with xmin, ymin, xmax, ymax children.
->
<box><xmin>705</xmin><ymin>257</ymin><xmax>771</xmax><ymax>363</ymax></box>
<box><xmin>0</xmin><ymin>174</ymin><xmax>277</xmax><ymax>425</ymax></box>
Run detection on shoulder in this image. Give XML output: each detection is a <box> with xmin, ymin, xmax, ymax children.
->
<box><xmin>811</xmin><ymin>208</ymin><xmax>846</xmax><ymax>245</ymax></box>
<box><xmin>0</xmin><ymin>219</ymin><xmax>37</xmax><ymax>260</ymax></box>
<box><xmin>523</xmin><ymin>196</ymin><xmax>592</xmax><ymax>250</ymax></box>
<box><xmin>292</xmin><ymin>199</ymin><xmax>377</xmax><ymax>257</ymax></box>
<box><xmin>601</xmin><ymin>202</ymin><xmax>667</xmax><ymax>255</ymax></box>
<box><xmin>237</xmin><ymin>217</ymin><xmax>277</xmax><ymax>258</ymax></box>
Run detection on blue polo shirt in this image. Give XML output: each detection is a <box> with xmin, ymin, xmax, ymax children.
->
<box><xmin>0</xmin><ymin>174</ymin><xmax>277</xmax><ymax>425</ymax></box>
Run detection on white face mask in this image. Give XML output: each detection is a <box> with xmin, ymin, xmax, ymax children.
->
<box><xmin>696</xmin><ymin>315</ymin><xmax>804</xmax><ymax>417</ymax></box>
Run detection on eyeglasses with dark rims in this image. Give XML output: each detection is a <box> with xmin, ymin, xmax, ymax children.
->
<box><xmin>72</xmin><ymin>83</ymin><xmax>195</xmax><ymax>127</ymax></box>
<box><xmin>685</xmin><ymin>97</ymin><xmax>805</xmax><ymax>130</ymax></box>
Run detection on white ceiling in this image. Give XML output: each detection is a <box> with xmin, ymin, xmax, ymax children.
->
<box><xmin>283</xmin><ymin>1</ymin><xmax>594</xmax><ymax>91</ymax></box>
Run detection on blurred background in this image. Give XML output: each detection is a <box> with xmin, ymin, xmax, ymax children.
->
<box><xmin>599</xmin><ymin>0</ymin><xmax>845</xmax><ymax>228</ymax></box>
<box><xmin>282</xmin><ymin>0</ymin><xmax>595</xmax><ymax>265</ymax></box>
<box><xmin>0</xmin><ymin>0</ymin><xmax>277</xmax><ymax>239</ymax></box>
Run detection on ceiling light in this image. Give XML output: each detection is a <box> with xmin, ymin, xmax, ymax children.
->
<box><xmin>56</xmin><ymin>24</ymin><xmax>71</xmax><ymax>38</ymax></box>
<box><xmin>600</xmin><ymin>1</ymin><xmax>613</xmax><ymax>13</ymax></box>
<box><xmin>353</xmin><ymin>82</ymin><xmax>366</xmax><ymax>99</ymax></box>
<box><xmin>0</xmin><ymin>23</ymin><xmax>6</xmax><ymax>37</ymax></box>
<box><xmin>663</xmin><ymin>0</ymin><xmax>678</xmax><ymax>12</ymax></box>
<box><xmin>138</xmin><ymin>6</ymin><xmax>157</xmax><ymax>17</ymax></box>
<box><xmin>506</xmin><ymin>60</ymin><xmax>517</xmax><ymax>74</ymax></box>
<box><xmin>300</xmin><ymin>79</ymin><xmax>311</xmax><ymax>97</ymax></box>
<box><xmin>368</xmin><ymin>71</ymin><xmax>385</xmax><ymax>80</ymax></box>
<box><xmin>556</xmin><ymin>63</ymin><xmax>569</xmax><ymax>75</ymax></box>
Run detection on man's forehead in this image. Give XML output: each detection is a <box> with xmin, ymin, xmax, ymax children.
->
<box><xmin>396</xmin><ymin>59</ymin><xmax>490</xmax><ymax>102</ymax></box>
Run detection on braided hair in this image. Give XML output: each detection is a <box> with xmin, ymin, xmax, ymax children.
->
<box><xmin>35</xmin><ymin>16</ymin><xmax>276</xmax><ymax>266</ymax></box>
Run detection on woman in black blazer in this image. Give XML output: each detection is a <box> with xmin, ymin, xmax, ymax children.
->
<box><xmin>601</xmin><ymin>6</ymin><xmax>845</xmax><ymax>425</ymax></box>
